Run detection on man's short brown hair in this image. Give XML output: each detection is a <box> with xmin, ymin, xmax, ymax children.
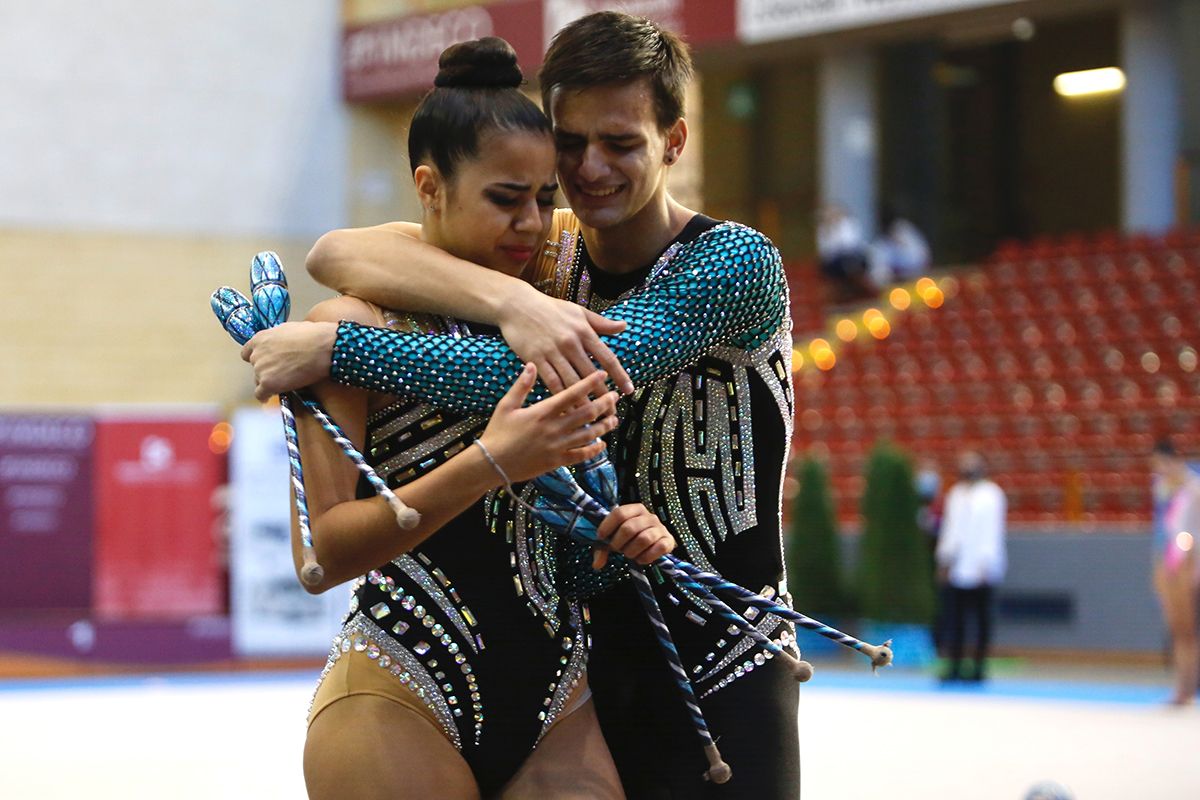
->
<box><xmin>539</xmin><ymin>11</ymin><xmax>693</xmax><ymax>130</ymax></box>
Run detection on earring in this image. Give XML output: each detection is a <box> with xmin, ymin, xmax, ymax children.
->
<box><xmin>665</xmin><ymin>154</ymin><xmax>676</xmax><ymax>164</ymax></box>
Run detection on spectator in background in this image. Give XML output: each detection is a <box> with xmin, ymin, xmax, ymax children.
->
<box><xmin>1150</xmin><ymin>439</ymin><xmax>1200</xmax><ymax>706</ymax></box>
<box><xmin>816</xmin><ymin>202</ymin><xmax>874</xmax><ymax>302</ymax></box>
<box><xmin>936</xmin><ymin>451</ymin><xmax>1007</xmax><ymax>683</ymax></box>
<box><xmin>869</xmin><ymin>205</ymin><xmax>930</xmax><ymax>285</ymax></box>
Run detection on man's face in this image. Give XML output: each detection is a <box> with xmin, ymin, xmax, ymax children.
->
<box><xmin>550</xmin><ymin>79</ymin><xmax>673</xmax><ymax>230</ymax></box>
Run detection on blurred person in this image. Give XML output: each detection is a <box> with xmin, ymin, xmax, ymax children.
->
<box><xmin>242</xmin><ymin>12</ymin><xmax>800</xmax><ymax>798</ymax></box>
<box><xmin>817</xmin><ymin>202</ymin><xmax>874</xmax><ymax>302</ymax></box>
<box><xmin>936</xmin><ymin>451</ymin><xmax>1006</xmax><ymax>682</ymax></box>
<box><xmin>868</xmin><ymin>205</ymin><xmax>930</xmax><ymax>285</ymax></box>
<box><xmin>1150</xmin><ymin>439</ymin><xmax>1200</xmax><ymax>706</ymax></box>
<box><xmin>297</xmin><ymin>39</ymin><xmax>675</xmax><ymax>800</ymax></box>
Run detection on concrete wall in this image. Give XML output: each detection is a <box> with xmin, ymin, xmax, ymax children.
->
<box><xmin>0</xmin><ymin>2</ymin><xmax>345</xmax><ymax>407</ymax></box>
<box><xmin>996</xmin><ymin>532</ymin><xmax>1165</xmax><ymax>653</ymax></box>
<box><xmin>840</xmin><ymin>530</ymin><xmax>1166</xmax><ymax>653</ymax></box>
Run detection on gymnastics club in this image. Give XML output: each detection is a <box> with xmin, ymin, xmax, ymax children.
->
<box><xmin>211</xmin><ymin>283</ymin><xmax>321</xmax><ymax>584</ymax></box>
<box><xmin>532</xmin><ymin>457</ymin><xmax>892</xmax><ymax>671</ymax></box>
<box><xmin>660</xmin><ymin>558</ymin><xmax>893</xmax><ymax>670</ymax></box>
<box><xmin>210</xmin><ymin>253</ymin><xmax>419</xmax><ymax>586</ymax></box>
<box><xmin>568</xmin><ymin>451</ymin><xmax>815</xmax><ymax>678</ymax></box>
<box><xmin>528</xmin><ymin>489</ymin><xmax>731</xmax><ymax>783</ymax></box>
<box><xmin>245</xmin><ymin>253</ymin><xmax>419</xmax><ymax>534</ymax></box>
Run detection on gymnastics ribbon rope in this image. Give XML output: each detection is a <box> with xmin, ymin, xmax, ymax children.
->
<box><xmin>210</xmin><ymin>252</ymin><xmax>419</xmax><ymax>587</ymax></box>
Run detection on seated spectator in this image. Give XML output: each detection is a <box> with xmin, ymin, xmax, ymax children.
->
<box><xmin>870</xmin><ymin>206</ymin><xmax>931</xmax><ymax>285</ymax></box>
<box><xmin>817</xmin><ymin>203</ymin><xmax>875</xmax><ymax>302</ymax></box>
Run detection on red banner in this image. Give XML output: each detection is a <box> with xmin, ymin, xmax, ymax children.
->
<box><xmin>92</xmin><ymin>415</ymin><xmax>224</xmax><ymax>619</ymax></box>
<box><xmin>0</xmin><ymin>414</ymin><xmax>94</xmax><ymax>611</ymax></box>
<box><xmin>342</xmin><ymin>0</ymin><xmax>737</xmax><ymax>103</ymax></box>
<box><xmin>343</xmin><ymin>0</ymin><xmax>545</xmax><ymax>102</ymax></box>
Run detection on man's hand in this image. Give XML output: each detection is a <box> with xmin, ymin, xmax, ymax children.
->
<box><xmin>593</xmin><ymin>503</ymin><xmax>676</xmax><ymax>569</ymax></box>
<box><xmin>498</xmin><ymin>282</ymin><xmax>634</xmax><ymax>395</ymax></box>
<box><xmin>241</xmin><ymin>321</ymin><xmax>338</xmax><ymax>401</ymax></box>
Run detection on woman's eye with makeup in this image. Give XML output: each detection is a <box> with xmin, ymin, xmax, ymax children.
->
<box><xmin>537</xmin><ymin>194</ymin><xmax>556</xmax><ymax>208</ymax></box>
<box><xmin>486</xmin><ymin>192</ymin><xmax>519</xmax><ymax>208</ymax></box>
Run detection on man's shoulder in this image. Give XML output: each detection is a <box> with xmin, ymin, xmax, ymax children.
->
<box><xmin>683</xmin><ymin>219</ymin><xmax>780</xmax><ymax>262</ymax></box>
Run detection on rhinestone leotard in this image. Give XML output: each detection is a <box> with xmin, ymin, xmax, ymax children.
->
<box><xmin>329</xmin><ymin>213</ymin><xmax>797</xmax><ymax>696</ymax></box>
<box><xmin>314</xmin><ymin>311</ymin><xmax>589</xmax><ymax>797</ymax></box>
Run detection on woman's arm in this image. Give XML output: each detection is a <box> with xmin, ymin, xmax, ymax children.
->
<box><xmin>306</xmin><ymin>221</ymin><xmax>631</xmax><ymax>393</ymax></box>
<box><xmin>292</xmin><ymin>297</ymin><xmax>621</xmax><ymax>593</ymax></box>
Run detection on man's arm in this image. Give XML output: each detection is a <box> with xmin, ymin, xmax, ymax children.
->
<box><xmin>322</xmin><ymin>223</ymin><xmax>786</xmax><ymax>414</ymax></box>
<box><xmin>308</xmin><ymin>222</ymin><xmax>521</xmax><ymax>325</ymax></box>
<box><xmin>307</xmin><ymin>222</ymin><xmax>630</xmax><ymax>393</ymax></box>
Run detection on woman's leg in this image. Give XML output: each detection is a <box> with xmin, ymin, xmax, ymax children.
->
<box><xmin>305</xmin><ymin>694</ymin><xmax>480</xmax><ymax>800</ymax></box>
<box><xmin>1155</xmin><ymin>561</ymin><xmax>1199</xmax><ymax>705</ymax></box>
<box><xmin>496</xmin><ymin>687</ymin><xmax>624</xmax><ymax>800</ymax></box>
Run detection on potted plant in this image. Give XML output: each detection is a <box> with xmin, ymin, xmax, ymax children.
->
<box><xmin>856</xmin><ymin>442</ymin><xmax>935</xmax><ymax>667</ymax></box>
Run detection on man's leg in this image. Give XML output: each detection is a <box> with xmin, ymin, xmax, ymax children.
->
<box><xmin>588</xmin><ymin>584</ymin><xmax>800</xmax><ymax>799</ymax></box>
<box><xmin>971</xmin><ymin>585</ymin><xmax>994</xmax><ymax>681</ymax></box>
<box><xmin>944</xmin><ymin>587</ymin><xmax>966</xmax><ymax>681</ymax></box>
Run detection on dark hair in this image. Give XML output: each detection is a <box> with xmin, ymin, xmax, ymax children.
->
<box><xmin>1154</xmin><ymin>438</ymin><xmax>1179</xmax><ymax>458</ymax></box>
<box><xmin>408</xmin><ymin>37</ymin><xmax>551</xmax><ymax>178</ymax></box>
<box><xmin>539</xmin><ymin>12</ymin><xmax>693</xmax><ymax>130</ymax></box>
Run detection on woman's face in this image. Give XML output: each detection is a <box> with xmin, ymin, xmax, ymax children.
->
<box><xmin>431</xmin><ymin>129</ymin><xmax>557</xmax><ymax>276</ymax></box>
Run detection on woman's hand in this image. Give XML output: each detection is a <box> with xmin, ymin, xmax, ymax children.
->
<box><xmin>241</xmin><ymin>321</ymin><xmax>338</xmax><ymax>401</ymax></box>
<box><xmin>593</xmin><ymin>503</ymin><xmax>676</xmax><ymax>569</ymax></box>
<box><xmin>477</xmin><ymin>364</ymin><xmax>618</xmax><ymax>484</ymax></box>
<box><xmin>497</xmin><ymin>282</ymin><xmax>634</xmax><ymax>396</ymax></box>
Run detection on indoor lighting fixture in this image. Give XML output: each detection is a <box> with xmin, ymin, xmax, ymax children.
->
<box><xmin>1053</xmin><ymin>67</ymin><xmax>1125</xmax><ymax>97</ymax></box>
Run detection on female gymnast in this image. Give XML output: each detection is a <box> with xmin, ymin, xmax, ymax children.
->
<box><xmin>295</xmin><ymin>38</ymin><xmax>673</xmax><ymax>799</ymax></box>
<box><xmin>1150</xmin><ymin>439</ymin><xmax>1200</xmax><ymax>706</ymax></box>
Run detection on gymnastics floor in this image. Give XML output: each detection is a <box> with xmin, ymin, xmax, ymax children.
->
<box><xmin>0</xmin><ymin>666</ymin><xmax>1195</xmax><ymax>799</ymax></box>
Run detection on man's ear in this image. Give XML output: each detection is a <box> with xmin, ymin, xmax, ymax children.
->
<box><xmin>664</xmin><ymin>117</ymin><xmax>688</xmax><ymax>164</ymax></box>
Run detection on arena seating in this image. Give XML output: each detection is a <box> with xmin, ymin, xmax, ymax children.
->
<box><xmin>790</xmin><ymin>229</ymin><xmax>1200</xmax><ymax>526</ymax></box>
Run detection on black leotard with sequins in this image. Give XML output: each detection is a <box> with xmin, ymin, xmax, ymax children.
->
<box><xmin>326</xmin><ymin>214</ymin><xmax>801</xmax><ymax>797</ymax></box>
<box><xmin>314</xmin><ymin>315</ymin><xmax>588</xmax><ymax>797</ymax></box>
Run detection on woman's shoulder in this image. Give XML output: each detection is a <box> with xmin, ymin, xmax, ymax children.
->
<box><xmin>552</xmin><ymin>207</ymin><xmax>580</xmax><ymax>236</ymax></box>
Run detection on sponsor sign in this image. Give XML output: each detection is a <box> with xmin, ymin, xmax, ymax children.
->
<box><xmin>343</xmin><ymin>0</ymin><xmax>736</xmax><ymax>102</ymax></box>
<box><xmin>737</xmin><ymin>0</ymin><xmax>1007</xmax><ymax>43</ymax></box>
<box><xmin>228</xmin><ymin>407</ymin><xmax>346</xmax><ymax>657</ymax></box>
<box><xmin>0</xmin><ymin>415</ymin><xmax>94</xmax><ymax>610</ymax></box>
<box><xmin>92</xmin><ymin>415</ymin><xmax>224</xmax><ymax>618</ymax></box>
<box><xmin>543</xmin><ymin>0</ymin><xmax>735</xmax><ymax>48</ymax></box>
<box><xmin>343</xmin><ymin>0</ymin><xmax>544</xmax><ymax>102</ymax></box>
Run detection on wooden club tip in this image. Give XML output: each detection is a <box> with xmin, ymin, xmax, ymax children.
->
<box><xmin>388</xmin><ymin>497</ymin><xmax>421</xmax><ymax>530</ymax></box>
<box><xmin>862</xmin><ymin>641</ymin><xmax>893</xmax><ymax>670</ymax></box>
<box><xmin>300</xmin><ymin>558</ymin><xmax>325</xmax><ymax>587</ymax></box>
<box><xmin>792</xmin><ymin>659</ymin><xmax>815</xmax><ymax>682</ymax></box>
<box><xmin>702</xmin><ymin>744</ymin><xmax>733</xmax><ymax>784</ymax></box>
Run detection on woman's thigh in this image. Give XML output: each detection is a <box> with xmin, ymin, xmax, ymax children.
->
<box><xmin>495</xmin><ymin>696</ymin><xmax>624</xmax><ymax>800</ymax></box>
<box><xmin>305</xmin><ymin>694</ymin><xmax>480</xmax><ymax>800</ymax></box>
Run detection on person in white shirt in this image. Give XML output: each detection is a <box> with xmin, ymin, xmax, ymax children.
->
<box><xmin>936</xmin><ymin>451</ymin><xmax>1007</xmax><ymax>682</ymax></box>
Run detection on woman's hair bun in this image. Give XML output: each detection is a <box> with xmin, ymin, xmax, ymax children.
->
<box><xmin>435</xmin><ymin>37</ymin><xmax>523</xmax><ymax>89</ymax></box>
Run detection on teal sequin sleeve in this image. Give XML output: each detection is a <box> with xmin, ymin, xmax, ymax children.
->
<box><xmin>330</xmin><ymin>222</ymin><xmax>787</xmax><ymax>414</ymax></box>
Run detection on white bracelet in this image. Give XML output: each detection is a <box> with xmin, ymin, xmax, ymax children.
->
<box><xmin>473</xmin><ymin>438</ymin><xmax>514</xmax><ymax>487</ymax></box>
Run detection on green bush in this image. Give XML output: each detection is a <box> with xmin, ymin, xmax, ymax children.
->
<box><xmin>787</xmin><ymin>457</ymin><xmax>848</xmax><ymax>616</ymax></box>
<box><xmin>856</xmin><ymin>443</ymin><xmax>934</xmax><ymax>624</ymax></box>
